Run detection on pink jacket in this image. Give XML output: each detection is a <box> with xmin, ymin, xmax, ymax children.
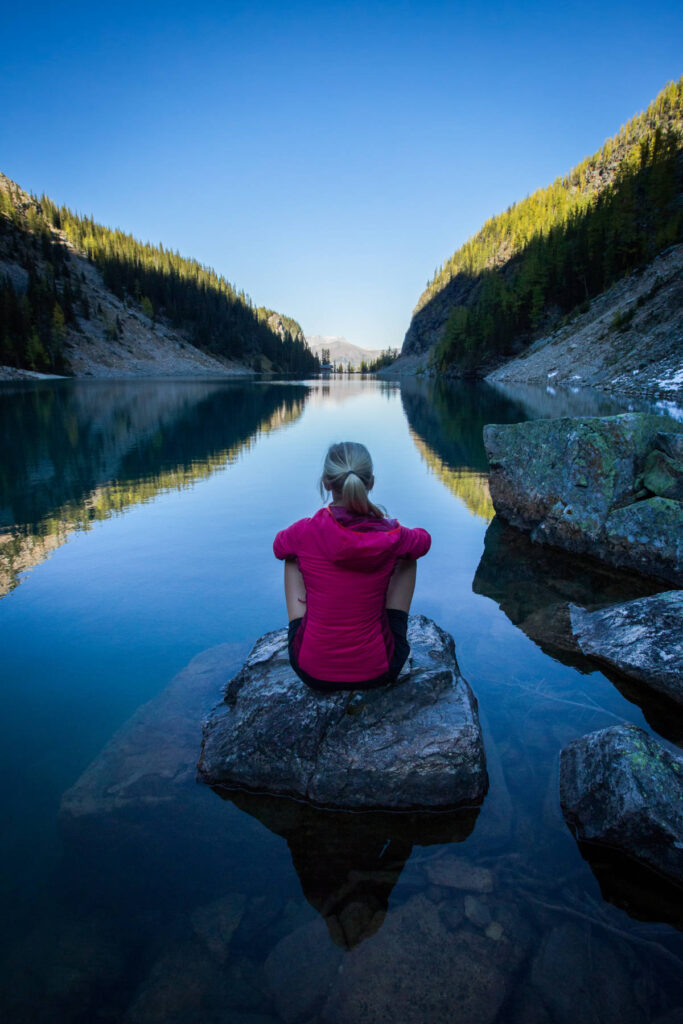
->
<box><xmin>273</xmin><ymin>506</ymin><xmax>431</xmax><ymax>682</ymax></box>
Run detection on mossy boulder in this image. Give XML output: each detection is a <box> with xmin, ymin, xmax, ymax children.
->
<box><xmin>560</xmin><ymin>724</ymin><xmax>683</xmax><ymax>885</ymax></box>
<box><xmin>642</xmin><ymin>447</ymin><xmax>683</xmax><ymax>501</ymax></box>
<box><xmin>483</xmin><ymin>413</ymin><xmax>683</xmax><ymax>582</ymax></box>
<box><xmin>603</xmin><ymin>497</ymin><xmax>682</xmax><ymax>581</ymax></box>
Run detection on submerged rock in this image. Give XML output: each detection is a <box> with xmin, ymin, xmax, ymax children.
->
<box><xmin>483</xmin><ymin>413</ymin><xmax>683</xmax><ymax>582</ymax></box>
<box><xmin>570</xmin><ymin>591</ymin><xmax>683</xmax><ymax>705</ymax></box>
<box><xmin>320</xmin><ymin>893</ymin><xmax>525</xmax><ymax>1024</ymax></box>
<box><xmin>198</xmin><ymin>615</ymin><xmax>488</xmax><ymax>810</ymax></box>
<box><xmin>560</xmin><ymin>724</ymin><xmax>683</xmax><ymax>885</ymax></box>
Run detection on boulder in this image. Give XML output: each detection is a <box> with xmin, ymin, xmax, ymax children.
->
<box><xmin>602</xmin><ymin>497</ymin><xmax>683</xmax><ymax>580</ymax></box>
<box><xmin>560</xmin><ymin>724</ymin><xmax>683</xmax><ymax>885</ymax></box>
<box><xmin>483</xmin><ymin>413</ymin><xmax>683</xmax><ymax>583</ymax></box>
<box><xmin>320</xmin><ymin>893</ymin><xmax>526</xmax><ymax>1024</ymax></box>
<box><xmin>655</xmin><ymin>431</ymin><xmax>683</xmax><ymax>462</ymax></box>
<box><xmin>570</xmin><ymin>591</ymin><xmax>683</xmax><ymax>705</ymax></box>
<box><xmin>642</xmin><ymin>449</ymin><xmax>683</xmax><ymax>501</ymax></box>
<box><xmin>197</xmin><ymin>615</ymin><xmax>488</xmax><ymax>810</ymax></box>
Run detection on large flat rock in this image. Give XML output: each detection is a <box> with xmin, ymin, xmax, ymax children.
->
<box><xmin>483</xmin><ymin>413</ymin><xmax>683</xmax><ymax>582</ymax></box>
<box><xmin>560</xmin><ymin>724</ymin><xmax>683</xmax><ymax>885</ymax></box>
<box><xmin>198</xmin><ymin>615</ymin><xmax>488</xmax><ymax>810</ymax></box>
<box><xmin>570</xmin><ymin>591</ymin><xmax>683</xmax><ymax>705</ymax></box>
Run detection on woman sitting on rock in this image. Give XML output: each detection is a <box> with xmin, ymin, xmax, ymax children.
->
<box><xmin>273</xmin><ymin>441</ymin><xmax>431</xmax><ymax>692</ymax></box>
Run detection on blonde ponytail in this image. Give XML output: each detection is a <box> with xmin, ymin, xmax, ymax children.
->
<box><xmin>319</xmin><ymin>441</ymin><xmax>385</xmax><ymax>518</ymax></box>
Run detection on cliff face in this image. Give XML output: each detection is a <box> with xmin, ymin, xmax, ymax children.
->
<box><xmin>401</xmin><ymin>272</ymin><xmax>480</xmax><ymax>359</ymax></box>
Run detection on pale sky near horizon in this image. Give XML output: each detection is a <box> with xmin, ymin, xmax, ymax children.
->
<box><xmin>2</xmin><ymin>1</ymin><xmax>681</xmax><ymax>351</ymax></box>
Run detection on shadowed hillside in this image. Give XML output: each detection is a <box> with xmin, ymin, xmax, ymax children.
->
<box><xmin>0</xmin><ymin>174</ymin><xmax>318</xmax><ymax>377</ymax></box>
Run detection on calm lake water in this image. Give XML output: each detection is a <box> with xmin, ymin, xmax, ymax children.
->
<box><xmin>1</xmin><ymin>376</ymin><xmax>681</xmax><ymax>1023</ymax></box>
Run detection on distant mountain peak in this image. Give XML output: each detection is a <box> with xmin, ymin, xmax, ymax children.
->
<box><xmin>306</xmin><ymin>335</ymin><xmax>383</xmax><ymax>366</ymax></box>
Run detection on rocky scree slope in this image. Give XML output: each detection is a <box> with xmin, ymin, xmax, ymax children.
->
<box><xmin>486</xmin><ymin>244</ymin><xmax>683</xmax><ymax>399</ymax></box>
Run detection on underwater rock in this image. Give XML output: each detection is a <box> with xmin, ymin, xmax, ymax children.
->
<box><xmin>570</xmin><ymin>591</ymin><xmax>683</xmax><ymax>704</ymax></box>
<box><xmin>526</xmin><ymin>921</ymin><xmax>647</xmax><ymax>1024</ymax></box>
<box><xmin>321</xmin><ymin>893</ymin><xmax>525</xmax><ymax>1024</ymax></box>
<box><xmin>424</xmin><ymin>855</ymin><xmax>495</xmax><ymax>893</ymax></box>
<box><xmin>483</xmin><ymin>413</ymin><xmax>683</xmax><ymax>583</ymax></box>
<box><xmin>191</xmin><ymin>893</ymin><xmax>247</xmax><ymax>963</ymax></box>
<box><xmin>198</xmin><ymin>615</ymin><xmax>488</xmax><ymax>810</ymax></box>
<box><xmin>560</xmin><ymin>724</ymin><xmax>683</xmax><ymax>885</ymax></box>
<box><xmin>264</xmin><ymin>918</ymin><xmax>343</xmax><ymax>1024</ymax></box>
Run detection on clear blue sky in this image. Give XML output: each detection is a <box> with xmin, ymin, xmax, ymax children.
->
<box><xmin>2</xmin><ymin>1</ymin><xmax>681</xmax><ymax>350</ymax></box>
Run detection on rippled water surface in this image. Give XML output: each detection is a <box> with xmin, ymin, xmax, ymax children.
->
<box><xmin>1</xmin><ymin>376</ymin><xmax>681</xmax><ymax>1023</ymax></box>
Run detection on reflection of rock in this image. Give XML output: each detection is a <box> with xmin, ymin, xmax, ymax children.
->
<box><xmin>570</xmin><ymin>592</ymin><xmax>683</xmax><ymax>705</ymax></box>
<box><xmin>320</xmin><ymin>894</ymin><xmax>526</xmax><ymax>1024</ymax></box>
<box><xmin>484</xmin><ymin>413</ymin><xmax>683</xmax><ymax>582</ymax></box>
<box><xmin>560</xmin><ymin>725</ymin><xmax>683</xmax><ymax>886</ymax></box>
<box><xmin>198</xmin><ymin>615</ymin><xmax>488</xmax><ymax>810</ymax></box>
<box><xmin>574</xmin><ymin>842</ymin><xmax>683</xmax><ymax>930</ymax></box>
<box><xmin>219</xmin><ymin>789</ymin><xmax>478</xmax><ymax>950</ymax></box>
<box><xmin>473</xmin><ymin>518</ymin><xmax>661</xmax><ymax>668</ymax></box>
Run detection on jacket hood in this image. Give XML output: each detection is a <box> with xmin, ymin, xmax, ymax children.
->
<box><xmin>314</xmin><ymin>506</ymin><xmax>402</xmax><ymax>570</ymax></box>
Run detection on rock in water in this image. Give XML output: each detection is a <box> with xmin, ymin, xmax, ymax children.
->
<box><xmin>483</xmin><ymin>413</ymin><xmax>683</xmax><ymax>583</ymax></box>
<box><xmin>560</xmin><ymin>724</ymin><xmax>683</xmax><ymax>885</ymax></box>
<box><xmin>197</xmin><ymin>615</ymin><xmax>488</xmax><ymax>810</ymax></box>
<box><xmin>570</xmin><ymin>591</ymin><xmax>683</xmax><ymax>705</ymax></box>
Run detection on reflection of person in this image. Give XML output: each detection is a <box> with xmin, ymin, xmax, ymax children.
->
<box><xmin>273</xmin><ymin>441</ymin><xmax>431</xmax><ymax>692</ymax></box>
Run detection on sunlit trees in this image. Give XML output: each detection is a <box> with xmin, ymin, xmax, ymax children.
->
<box><xmin>0</xmin><ymin>176</ymin><xmax>319</xmax><ymax>375</ymax></box>
<box><xmin>426</xmin><ymin>78</ymin><xmax>683</xmax><ymax>374</ymax></box>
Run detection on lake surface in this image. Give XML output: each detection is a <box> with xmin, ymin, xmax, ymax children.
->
<box><xmin>1</xmin><ymin>376</ymin><xmax>681</xmax><ymax>1023</ymax></box>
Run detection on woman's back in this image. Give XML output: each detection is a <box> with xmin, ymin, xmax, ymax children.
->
<box><xmin>274</xmin><ymin>505</ymin><xmax>430</xmax><ymax>683</ymax></box>
<box><xmin>275</xmin><ymin>440</ymin><xmax>430</xmax><ymax>691</ymax></box>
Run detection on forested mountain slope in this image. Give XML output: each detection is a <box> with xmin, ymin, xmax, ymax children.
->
<box><xmin>0</xmin><ymin>174</ymin><xmax>317</xmax><ymax>377</ymax></box>
<box><xmin>399</xmin><ymin>78</ymin><xmax>683</xmax><ymax>391</ymax></box>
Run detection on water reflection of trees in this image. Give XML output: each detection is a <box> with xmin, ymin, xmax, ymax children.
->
<box><xmin>0</xmin><ymin>380</ymin><xmax>308</xmax><ymax>596</ymax></box>
<box><xmin>400</xmin><ymin>378</ymin><xmax>525</xmax><ymax>520</ymax></box>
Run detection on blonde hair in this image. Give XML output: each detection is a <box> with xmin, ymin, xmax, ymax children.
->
<box><xmin>320</xmin><ymin>441</ymin><xmax>385</xmax><ymax>518</ymax></box>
